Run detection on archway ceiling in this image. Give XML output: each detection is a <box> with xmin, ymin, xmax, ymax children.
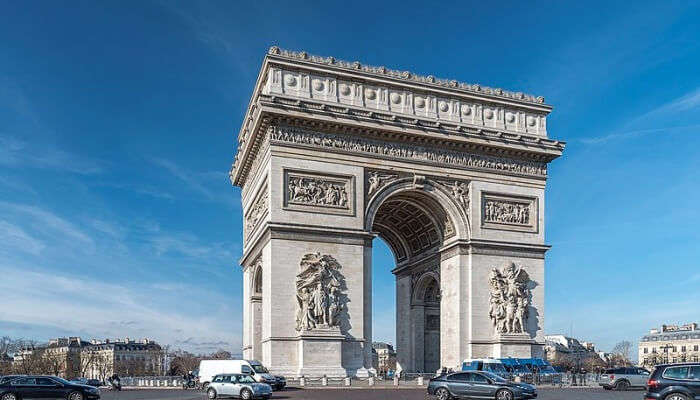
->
<box><xmin>373</xmin><ymin>197</ymin><xmax>442</xmax><ymax>264</ymax></box>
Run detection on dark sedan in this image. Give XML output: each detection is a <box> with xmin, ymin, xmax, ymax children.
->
<box><xmin>0</xmin><ymin>376</ymin><xmax>100</xmax><ymax>400</ymax></box>
<box><xmin>428</xmin><ymin>370</ymin><xmax>537</xmax><ymax>400</ymax></box>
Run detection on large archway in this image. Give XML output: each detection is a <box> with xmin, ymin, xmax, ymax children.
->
<box><xmin>366</xmin><ymin>181</ymin><xmax>465</xmax><ymax>373</ymax></box>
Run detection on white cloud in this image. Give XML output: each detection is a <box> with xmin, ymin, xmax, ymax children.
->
<box><xmin>0</xmin><ymin>221</ymin><xmax>45</xmax><ymax>255</ymax></box>
<box><xmin>151</xmin><ymin>158</ymin><xmax>232</xmax><ymax>205</ymax></box>
<box><xmin>0</xmin><ymin>265</ymin><xmax>241</xmax><ymax>353</ymax></box>
<box><xmin>0</xmin><ymin>136</ymin><xmax>103</xmax><ymax>175</ymax></box>
<box><xmin>0</xmin><ymin>202</ymin><xmax>94</xmax><ymax>250</ymax></box>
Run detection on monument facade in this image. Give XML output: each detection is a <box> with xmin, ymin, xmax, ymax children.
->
<box><xmin>230</xmin><ymin>47</ymin><xmax>565</xmax><ymax>377</ymax></box>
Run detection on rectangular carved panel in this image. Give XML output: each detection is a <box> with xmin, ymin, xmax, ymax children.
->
<box><xmin>481</xmin><ymin>192</ymin><xmax>538</xmax><ymax>233</ymax></box>
<box><xmin>244</xmin><ymin>179</ymin><xmax>268</xmax><ymax>240</ymax></box>
<box><xmin>283</xmin><ymin>169</ymin><xmax>355</xmax><ymax>216</ymax></box>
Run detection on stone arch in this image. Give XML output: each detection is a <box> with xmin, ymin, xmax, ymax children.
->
<box><xmin>249</xmin><ymin>258</ymin><xmax>263</xmax><ymax>361</ymax></box>
<box><xmin>412</xmin><ymin>270</ymin><xmax>441</xmax><ymax>304</ymax></box>
<box><xmin>365</xmin><ymin>177</ymin><xmax>470</xmax><ymax>245</ymax></box>
<box><xmin>252</xmin><ymin>263</ymin><xmax>263</xmax><ymax>295</ymax></box>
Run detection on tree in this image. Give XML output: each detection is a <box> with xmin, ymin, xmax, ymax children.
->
<box><xmin>612</xmin><ymin>341</ymin><xmax>633</xmax><ymax>366</ymax></box>
<box><xmin>169</xmin><ymin>350</ymin><xmax>201</xmax><ymax>376</ymax></box>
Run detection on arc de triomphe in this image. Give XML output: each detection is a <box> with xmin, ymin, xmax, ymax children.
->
<box><xmin>230</xmin><ymin>47</ymin><xmax>565</xmax><ymax>377</ymax></box>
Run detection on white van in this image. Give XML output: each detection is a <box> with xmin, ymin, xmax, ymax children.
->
<box><xmin>197</xmin><ymin>359</ymin><xmax>285</xmax><ymax>390</ymax></box>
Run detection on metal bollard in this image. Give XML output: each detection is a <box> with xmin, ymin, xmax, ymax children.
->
<box><xmin>299</xmin><ymin>376</ymin><xmax>306</xmax><ymax>387</ymax></box>
<box><xmin>344</xmin><ymin>377</ymin><xmax>351</xmax><ymax>386</ymax></box>
<box><xmin>368</xmin><ymin>377</ymin><xmax>374</xmax><ymax>386</ymax></box>
<box><xmin>321</xmin><ymin>376</ymin><xmax>328</xmax><ymax>386</ymax></box>
<box><xmin>417</xmin><ymin>376</ymin><xmax>424</xmax><ymax>386</ymax></box>
<box><xmin>393</xmin><ymin>376</ymin><xmax>399</xmax><ymax>386</ymax></box>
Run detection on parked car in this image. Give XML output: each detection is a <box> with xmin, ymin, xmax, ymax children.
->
<box><xmin>0</xmin><ymin>377</ymin><xmax>22</xmax><ymax>386</ymax></box>
<box><xmin>427</xmin><ymin>370</ymin><xmax>537</xmax><ymax>400</ymax></box>
<box><xmin>198</xmin><ymin>359</ymin><xmax>285</xmax><ymax>390</ymax></box>
<box><xmin>0</xmin><ymin>375</ymin><xmax>100</xmax><ymax>400</ymax></box>
<box><xmin>644</xmin><ymin>363</ymin><xmax>700</xmax><ymax>400</ymax></box>
<box><xmin>206</xmin><ymin>374</ymin><xmax>272</xmax><ymax>400</ymax></box>
<box><xmin>598</xmin><ymin>366</ymin><xmax>650</xmax><ymax>390</ymax></box>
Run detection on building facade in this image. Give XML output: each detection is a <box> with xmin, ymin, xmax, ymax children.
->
<box><xmin>232</xmin><ymin>47</ymin><xmax>565</xmax><ymax>376</ymax></box>
<box><xmin>639</xmin><ymin>323</ymin><xmax>700</xmax><ymax>368</ymax></box>
<box><xmin>544</xmin><ymin>335</ymin><xmax>604</xmax><ymax>368</ymax></box>
<box><xmin>12</xmin><ymin>337</ymin><xmax>164</xmax><ymax>379</ymax></box>
<box><xmin>371</xmin><ymin>342</ymin><xmax>397</xmax><ymax>374</ymax></box>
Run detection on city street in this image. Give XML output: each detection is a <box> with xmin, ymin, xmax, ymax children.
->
<box><xmin>100</xmin><ymin>388</ymin><xmax>644</xmax><ymax>400</ymax></box>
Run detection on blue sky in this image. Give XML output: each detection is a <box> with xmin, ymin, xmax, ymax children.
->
<box><xmin>1</xmin><ymin>1</ymin><xmax>698</xmax><ymax>357</ymax></box>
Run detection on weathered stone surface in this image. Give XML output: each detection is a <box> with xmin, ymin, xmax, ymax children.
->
<box><xmin>233</xmin><ymin>48</ymin><xmax>564</xmax><ymax>376</ymax></box>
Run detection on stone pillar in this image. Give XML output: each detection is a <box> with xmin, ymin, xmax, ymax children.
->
<box><xmin>251</xmin><ymin>296</ymin><xmax>262</xmax><ymax>360</ymax></box>
<box><xmin>411</xmin><ymin>304</ymin><xmax>425</xmax><ymax>372</ymax></box>
<box><xmin>439</xmin><ymin>246</ymin><xmax>469</xmax><ymax>369</ymax></box>
<box><xmin>395</xmin><ymin>274</ymin><xmax>412</xmax><ymax>373</ymax></box>
<box><xmin>242</xmin><ymin>267</ymin><xmax>253</xmax><ymax>359</ymax></box>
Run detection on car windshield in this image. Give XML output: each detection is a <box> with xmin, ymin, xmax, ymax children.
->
<box><xmin>238</xmin><ymin>375</ymin><xmax>256</xmax><ymax>383</ymax></box>
<box><xmin>251</xmin><ymin>364</ymin><xmax>268</xmax><ymax>373</ymax></box>
<box><xmin>540</xmin><ymin>366</ymin><xmax>555</xmax><ymax>373</ymax></box>
<box><xmin>51</xmin><ymin>377</ymin><xmax>71</xmax><ymax>385</ymax></box>
<box><xmin>480</xmin><ymin>371</ymin><xmax>507</xmax><ymax>383</ymax></box>
<box><xmin>484</xmin><ymin>363</ymin><xmax>507</xmax><ymax>373</ymax></box>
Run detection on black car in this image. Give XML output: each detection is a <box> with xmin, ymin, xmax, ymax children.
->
<box><xmin>644</xmin><ymin>363</ymin><xmax>700</xmax><ymax>400</ymax></box>
<box><xmin>428</xmin><ymin>370</ymin><xmax>537</xmax><ymax>400</ymax></box>
<box><xmin>0</xmin><ymin>375</ymin><xmax>100</xmax><ymax>400</ymax></box>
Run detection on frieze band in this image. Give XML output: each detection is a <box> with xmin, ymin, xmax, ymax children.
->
<box><xmin>270</xmin><ymin>125</ymin><xmax>547</xmax><ymax>177</ymax></box>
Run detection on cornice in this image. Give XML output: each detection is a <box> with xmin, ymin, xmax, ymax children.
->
<box><xmin>267</xmin><ymin>46</ymin><xmax>548</xmax><ymax>106</ymax></box>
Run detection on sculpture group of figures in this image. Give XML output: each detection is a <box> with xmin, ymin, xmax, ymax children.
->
<box><xmin>488</xmin><ymin>262</ymin><xmax>531</xmax><ymax>334</ymax></box>
<box><xmin>484</xmin><ymin>200</ymin><xmax>530</xmax><ymax>225</ymax></box>
<box><xmin>288</xmin><ymin>176</ymin><xmax>348</xmax><ymax>207</ymax></box>
<box><xmin>295</xmin><ymin>253</ymin><xmax>345</xmax><ymax>331</ymax></box>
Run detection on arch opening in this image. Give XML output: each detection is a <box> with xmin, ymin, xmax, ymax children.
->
<box><xmin>369</xmin><ymin>188</ymin><xmax>456</xmax><ymax>374</ymax></box>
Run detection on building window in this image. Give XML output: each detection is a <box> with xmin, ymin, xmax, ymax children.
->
<box><xmin>695</xmin><ymin>345</ymin><xmax>699</xmax><ymax>351</ymax></box>
<box><xmin>682</xmin><ymin>346</ymin><xmax>687</xmax><ymax>352</ymax></box>
<box><xmin>644</xmin><ymin>348</ymin><xmax>648</xmax><ymax>354</ymax></box>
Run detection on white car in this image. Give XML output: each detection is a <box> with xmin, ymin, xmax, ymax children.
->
<box><xmin>207</xmin><ymin>374</ymin><xmax>271</xmax><ymax>400</ymax></box>
<box><xmin>198</xmin><ymin>359</ymin><xmax>285</xmax><ymax>390</ymax></box>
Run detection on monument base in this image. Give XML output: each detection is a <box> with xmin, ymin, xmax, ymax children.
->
<box><xmin>296</xmin><ymin>326</ymin><xmax>347</xmax><ymax>377</ymax></box>
<box><xmin>491</xmin><ymin>333</ymin><xmax>537</xmax><ymax>358</ymax></box>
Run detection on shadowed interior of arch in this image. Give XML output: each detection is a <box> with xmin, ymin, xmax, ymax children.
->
<box><xmin>370</xmin><ymin>190</ymin><xmax>452</xmax><ymax>374</ymax></box>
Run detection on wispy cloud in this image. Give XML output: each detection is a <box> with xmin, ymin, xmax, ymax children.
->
<box><xmin>580</xmin><ymin>87</ymin><xmax>700</xmax><ymax>145</ymax></box>
<box><xmin>151</xmin><ymin>158</ymin><xmax>232</xmax><ymax>205</ymax></box>
<box><xmin>0</xmin><ymin>202</ymin><xmax>95</xmax><ymax>250</ymax></box>
<box><xmin>0</xmin><ymin>136</ymin><xmax>103</xmax><ymax>175</ymax></box>
<box><xmin>0</xmin><ymin>265</ymin><xmax>241</xmax><ymax>353</ymax></box>
<box><xmin>579</xmin><ymin>124</ymin><xmax>700</xmax><ymax>145</ymax></box>
<box><xmin>0</xmin><ymin>221</ymin><xmax>45</xmax><ymax>255</ymax></box>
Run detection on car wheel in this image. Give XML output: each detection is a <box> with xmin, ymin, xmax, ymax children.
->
<box><xmin>665</xmin><ymin>394</ymin><xmax>689</xmax><ymax>400</ymax></box>
<box><xmin>435</xmin><ymin>387</ymin><xmax>451</xmax><ymax>400</ymax></box>
<box><xmin>240</xmin><ymin>389</ymin><xmax>252</xmax><ymax>400</ymax></box>
<box><xmin>202</xmin><ymin>383</ymin><xmax>209</xmax><ymax>390</ymax></box>
<box><xmin>1</xmin><ymin>393</ymin><xmax>18</xmax><ymax>400</ymax></box>
<box><xmin>68</xmin><ymin>392</ymin><xmax>84</xmax><ymax>400</ymax></box>
<box><xmin>207</xmin><ymin>388</ymin><xmax>217</xmax><ymax>399</ymax></box>
<box><xmin>496</xmin><ymin>389</ymin><xmax>514</xmax><ymax>400</ymax></box>
<box><xmin>614</xmin><ymin>380</ymin><xmax>629</xmax><ymax>391</ymax></box>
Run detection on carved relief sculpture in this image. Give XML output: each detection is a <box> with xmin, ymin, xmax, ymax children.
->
<box><xmin>288</xmin><ymin>176</ymin><xmax>348</xmax><ymax>208</ymax></box>
<box><xmin>484</xmin><ymin>199</ymin><xmax>530</xmax><ymax>225</ymax></box>
<box><xmin>244</xmin><ymin>184</ymin><xmax>268</xmax><ymax>239</ymax></box>
<box><xmin>295</xmin><ymin>253</ymin><xmax>346</xmax><ymax>331</ymax></box>
<box><xmin>488</xmin><ymin>262</ymin><xmax>531</xmax><ymax>334</ymax></box>
<box><xmin>366</xmin><ymin>170</ymin><xmax>397</xmax><ymax>196</ymax></box>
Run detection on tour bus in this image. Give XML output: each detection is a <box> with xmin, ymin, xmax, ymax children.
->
<box><xmin>197</xmin><ymin>359</ymin><xmax>286</xmax><ymax>390</ymax></box>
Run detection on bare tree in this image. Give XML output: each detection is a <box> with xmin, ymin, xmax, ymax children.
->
<box><xmin>612</xmin><ymin>341</ymin><xmax>633</xmax><ymax>366</ymax></box>
<box><xmin>169</xmin><ymin>350</ymin><xmax>201</xmax><ymax>376</ymax></box>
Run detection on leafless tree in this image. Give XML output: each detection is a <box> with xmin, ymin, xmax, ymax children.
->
<box><xmin>612</xmin><ymin>341</ymin><xmax>633</xmax><ymax>366</ymax></box>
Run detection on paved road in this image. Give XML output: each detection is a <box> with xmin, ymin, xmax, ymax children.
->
<box><xmin>100</xmin><ymin>387</ymin><xmax>644</xmax><ymax>400</ymax></box>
